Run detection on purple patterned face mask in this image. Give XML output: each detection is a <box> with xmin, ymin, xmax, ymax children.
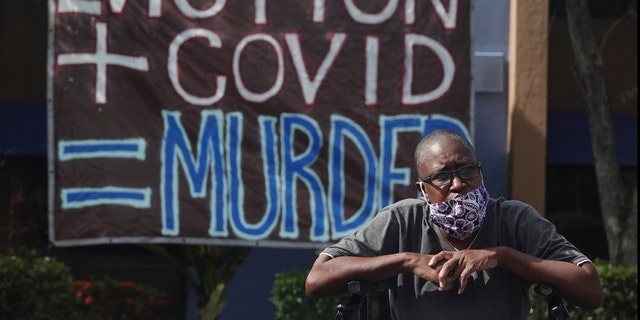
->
<box><xmin>428</xmin><ymin>184</ymin><xmax>490</xmax><ymax>240</ymax></box>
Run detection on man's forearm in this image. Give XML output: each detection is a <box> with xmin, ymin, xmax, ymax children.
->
<box><xmin>494</xmin><ymin>246</ymin><xmax>603</xmax><ymax>308</ymax></box>
<box><xmin>305</xmin><ymin>252</ymin><xmax>427</xmax><ymax>297</ymax></box>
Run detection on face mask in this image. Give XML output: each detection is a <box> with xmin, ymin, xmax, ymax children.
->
<box><xmin>428</xmin><ymin>184</ymin><xmax>490</xmax><ymax>240</ymax></box>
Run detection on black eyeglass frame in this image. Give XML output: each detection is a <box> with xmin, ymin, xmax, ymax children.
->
<box><xmin>419</xmin><ymin>162</ymin><xmax>483</xmax><ymax>187</ymax></box>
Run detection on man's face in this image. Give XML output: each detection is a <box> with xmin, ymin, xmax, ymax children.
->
<box><xmin>415</xmin><ymin>139</ymin><xmax>482</xmax><ymax>204</ymax></box>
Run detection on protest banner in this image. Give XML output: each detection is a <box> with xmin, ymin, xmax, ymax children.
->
<box><xmin>49</xmin><ymin>0</ymin><xmax>471</xmax><ymax>247</ymax></box>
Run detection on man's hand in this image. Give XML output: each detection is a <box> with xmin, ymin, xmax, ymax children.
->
<box><xmin>408</xmin><ymin>253</ymin><xmax>456</xmax><ymax>291</ymax></box>
<box><xmin>428</xmin><ymin>249</ymin><xmax>499</xmax><ymax>294</ymax></box>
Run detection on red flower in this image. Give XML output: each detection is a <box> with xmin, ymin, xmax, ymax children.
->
<box><xmin>76</xmin><ymin>291</ymin><xmax>84</xmax><ymax>298</ymax></box>
<box><xmin>74</xmin><ymin>280</ymin><xmax>93</xmax><ymax>289</ymax></box>
<box><xmin>84</xmin><ymin>296</ymin><xmax>94</xmax><ymax>305</ymax></box>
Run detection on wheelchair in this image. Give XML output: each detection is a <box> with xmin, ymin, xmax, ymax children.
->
<box><xmin>336</xmin><ymin>281</ymin><xmax>570</xmax><ymax>320</ymax></box>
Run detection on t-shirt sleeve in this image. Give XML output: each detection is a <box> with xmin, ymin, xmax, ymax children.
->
<box><xmin>510</xmin><ymin>201</ymin><xmax>591</xmax><ymax>266</ymax></box>
<box><xmin>322</xmin><ymin>204</ymin><xmax>402</xmax><ymax>258</ymax></box>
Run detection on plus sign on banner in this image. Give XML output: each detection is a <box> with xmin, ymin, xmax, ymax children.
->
<box><xmin>49</xmin><ymin>0</ymin><xmax>472</xmax><ymax>248</ymax></box>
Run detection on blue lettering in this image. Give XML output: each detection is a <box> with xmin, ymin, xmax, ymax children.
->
<box><xmin>279</xmin><ymin>114</ymin><xmax>327</xmax><ymax>240</ymax></box>
<box><xmin>227</xmin><ymin>113</ymin><xmax>280</xmax><ymax>239</ymax></box>
<box><xmin>156</xmin><ymin>110</ymin><xmax>469</xmax><ymax>242</ymax></box>
<box><xmin>161</xmin><ymin>110</ymin><xmax>226</xmax><ymax>236</ymax></box>
<box><xmin>329</xmin><ymin>115</ymin><xmax>378</xmax><ymax>239</ymax></box>
<box><xmin>379</xmin><ymin>115</ymin><xmax>425</xmax><ymax>207</ymax></box>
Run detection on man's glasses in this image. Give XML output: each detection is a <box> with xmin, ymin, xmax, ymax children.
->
<box><xmin>420</xmin><ymin>163</ymin><xmax>482</xmax><ymax>187</ymax></box>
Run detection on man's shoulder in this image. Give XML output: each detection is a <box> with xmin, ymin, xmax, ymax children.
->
<box><xmin>380</xmin><ymin>198</ymin><xmax>427</xmax><ymax>221</ymax></box>
<box><xmin>487</xmin><ymin>197</ymin><xmax>543</xmax><ymax>222</ymax></box>
<box><xmin>488</xmin><ymin>197</ymin><xmax>534</xmax><ymax>211</ymax></box>
<box><xmin>390</xmin><ymin>198</ymin><xmax>427</xmax><ymax>211</ymax></box>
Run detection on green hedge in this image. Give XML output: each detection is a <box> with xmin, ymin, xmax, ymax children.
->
<box><xmin>0</xmin><ymin>251</ymin><xmax>171</xmax><ymax>319</ymax></box>
<box><xmin>529</xmin><ymin>260</ymin><xmax>637</xmax><ymax>320</ymax></box>
<box><xmin>0</xmin><ymin>250</ymin><xmax>77</xmax><ymax>320</ymax></box>
<box><xmin>272</xmin><ymin>260</ymin><xmax>637</xmax><ymax>320</ymax></box>
<box><xmin>270</xmin><ymin>269</ymin><xmax>350</xmax><ymax>320</ymax></box>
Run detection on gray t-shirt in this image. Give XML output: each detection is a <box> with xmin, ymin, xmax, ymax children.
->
<box><xmin>322</xmin><ymin>197</ymin><xmax>590</xmax><ymax>320</ymax></box>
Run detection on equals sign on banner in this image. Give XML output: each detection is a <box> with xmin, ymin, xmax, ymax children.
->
<box><xmin>58</xmin><ymin>139</ymin><xmax>151</xmax><ymax>209</ymax></box>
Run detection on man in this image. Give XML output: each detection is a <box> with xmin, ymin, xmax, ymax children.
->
<box><xmin>305</xmin><ymin>129</ymin><xmax>603</xmax><ymax>319</ymax></box>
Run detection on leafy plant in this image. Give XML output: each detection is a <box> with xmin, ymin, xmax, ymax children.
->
<box><xmin>140</xmin><ymin>244</ymin><xmax>252</xmax><ymax>320</ymax></box>
<box><xmin>0</xmin><ymin>250</ymin><xmax>172</xmax><ymax>320</ymax></box>
<box><xmin>270</xmin><ymin>269</ymin><xmax>350</xmax><ymax>320</ymax></box>
<box><xmin>0</xmin><ymin>250</ymin><xmax>77</xmax><ymax>320</ymax></box>
<box><xmin>73</xmin><ymin>277</ymin><xmax>171</xmax><ymax>320</ymax></box>
<box><xmin>185</xmin><ymin>245</ymin><xmax>252</xmax><ymax>320</ymax></box>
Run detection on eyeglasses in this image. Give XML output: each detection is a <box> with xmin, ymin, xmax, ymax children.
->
<box><xmin>420</xmin><ymin>163</ymin><xmax>482</xmax><ymax>187</ymax></box>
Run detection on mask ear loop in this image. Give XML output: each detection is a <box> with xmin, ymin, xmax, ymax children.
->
<box><xmin>419</xmin><ymin>182</ymin><xmax>430</xmax><ymax>204</ymax></box>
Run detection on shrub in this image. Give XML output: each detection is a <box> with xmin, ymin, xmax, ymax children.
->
<box><xmin>73</xmin><ymin>277</ymin><xmax>171</xmax><ymax>320</ymax></box>
<box><xmin>0</xmin><ymin>250</ymin><xmax>78</xmax><ymax>320</ymax></box>
<box><xmin>0</xmin><ymin>250</ymin><xmax>172</xmax><ymax>320</ymax></box>
<box><xmin>270</xmin><ymin>269</ymin><xmax>350</xmax><ymax>320</ymax></box>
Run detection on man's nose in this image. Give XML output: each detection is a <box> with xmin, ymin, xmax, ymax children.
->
<box><xmin>449</xmin><ymin>174</ymin><xmax>466</xmax><ymax>190</ymax></box>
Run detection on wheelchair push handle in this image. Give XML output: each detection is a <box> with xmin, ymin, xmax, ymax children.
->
<box><xmin>335</xmin><ymin>281</ymin><xmax>370</xmax><ymax>320</ymax></box>
<box><xmin>534</xmin><ymin>284</ymin><xmax>571</xmax><ymax>320</ymax></box>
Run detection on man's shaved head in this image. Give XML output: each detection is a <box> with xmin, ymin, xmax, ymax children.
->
<box><xmin>414</xmin><ymin>129</ymin><xmax>475</xmax><ymax>172</ymax></box>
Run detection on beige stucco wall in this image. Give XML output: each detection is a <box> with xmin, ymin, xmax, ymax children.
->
<box><xmin>508</xmin><ymin>1</ymin><xmax>549</xmax><ymax>214</ymax></box>
<box><xmin>508</xmin><ymin>1</ymin><xmax>638</xmax><ymax>215</ymax></box>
